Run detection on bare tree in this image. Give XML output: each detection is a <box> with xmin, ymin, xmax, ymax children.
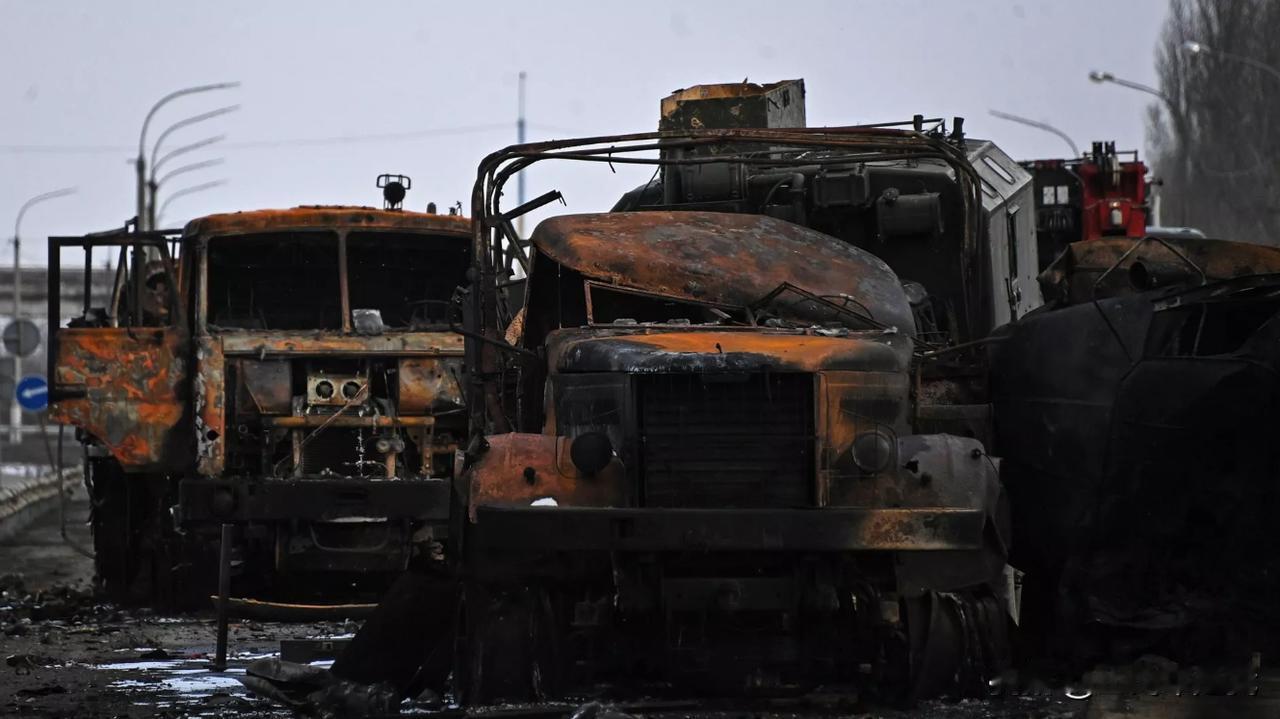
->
<box><xmin>1150</xmin><ymin>0</ymin><xmax>1280</xmax><ymax>242</ymax></box>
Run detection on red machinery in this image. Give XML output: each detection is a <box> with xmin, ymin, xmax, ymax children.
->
<box><xmin>1023</xmin><ymin>141</ymin><xmax>1149</xmax><ymax>269</ymax></box>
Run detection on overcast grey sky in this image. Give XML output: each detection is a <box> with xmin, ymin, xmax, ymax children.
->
<box><xmin>3</xmin><ymin>0</ymin><xmax>1168</xmax><ymax>265</ymax></box>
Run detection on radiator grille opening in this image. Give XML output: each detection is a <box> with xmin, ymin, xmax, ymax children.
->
<box><xmin>637</xmin><ymin>373</ymin><xmax>815</xmax><ymax>508</ymax></box>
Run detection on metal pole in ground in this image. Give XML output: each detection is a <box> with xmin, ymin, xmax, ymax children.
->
<box><xmin>214</xmin><ymin>522</ymin><xmax>234</xmax><ymax>670</ymax></box>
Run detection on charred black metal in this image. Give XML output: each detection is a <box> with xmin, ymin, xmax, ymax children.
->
<box><xmin>989</xmin><ymin>236</ymin><xmax>1280</xmax><ymax>673</ymax></box>
<box><xmin>459</xmin><ymin>107</ymin><xmax>1017</xmax><ymax>702</ymax></box>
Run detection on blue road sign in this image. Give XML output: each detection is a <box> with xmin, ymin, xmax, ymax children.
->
<box><xmin>15</xmin><ymin>375</ymin><xmax>49</xmax><ymax>412</ymax></box>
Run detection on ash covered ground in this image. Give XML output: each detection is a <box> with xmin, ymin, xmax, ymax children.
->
<box><xmin>0</xmin><ymin>492</ymin><xmax>1134</xmax><ymax>718</ymax></box>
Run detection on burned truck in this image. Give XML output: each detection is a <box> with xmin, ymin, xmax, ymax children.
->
<box><xmin>48</xmin><ymin>181</ymin><xmax>468</xmax><ymax>605</ymax></box>
<box><xmin>456</xmin><ymin>128</ymin><xmax>1016</xmax><ymax>701</ymax></box>
<box><xmin>989</xmin><ymin>236</ymin><xmax>1280</xmax><ymax>669</ymax></box>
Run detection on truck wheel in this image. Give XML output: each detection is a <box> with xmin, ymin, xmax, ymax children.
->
<box><xmin>89</xmin><ymin>460</ymin><xmax>204</xmax><ymax>608</ymax></box>
<box><xmin>906</xmin><ymin>590</ymin><xmax>1010</xmax><ymax>699</ymax></box>
<box><xmin>88</xmin><ymin>459</ymin><xmax>149</xmax><ymax>603</ymax></box>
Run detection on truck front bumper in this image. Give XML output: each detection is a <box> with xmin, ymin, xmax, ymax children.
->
<box><xmin>469</xmin><ymin>505</ymin><xmax>986</xmax><ymax>553</ymax></box>
<box><xmin>179</xmin><ymin>477</ymin><xmax>451</xmax><ymax>523</ymax></box>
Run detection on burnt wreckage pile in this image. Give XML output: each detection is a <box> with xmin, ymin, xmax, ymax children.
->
<box><xmin>43</xmin><ymin>79</ymin><xmax>1280</xmax><ymax>703</ymax></box>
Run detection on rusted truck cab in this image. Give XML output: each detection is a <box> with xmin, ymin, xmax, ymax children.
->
<box><xmin>50</xmin><ymin>203</ymin><xmax>469</xmax><ymax>603</ymax></box>
<box><xmin>460</xmin><ymin>210</ymin><xmax>1012</xmax><ymax>700</ymax></box>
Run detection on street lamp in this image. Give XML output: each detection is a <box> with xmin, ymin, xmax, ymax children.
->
<box><xmin>149</xmin><ymin>105</ymin><xmax>239</xmax><ymax>170</ymax></box>
<box><xmin>1088</xmin><ymin>70</ymin><xmax>1172</xmax><ymax>105</ymax></box>
<box><xmin>153</xmin><ymin>160</ymin><xmax>225</xmax><ymax>228</ymax></box>
<box><xmin>1183</xmin><ymin>41</ymin><xmax>1280</xmax><ymax>84</ymax></box>
<box><xmin>155</xmin><ymin>180</ymin><xmax>227</xmax><ymax>229</ymax></box>
<box><xmin>135</xmin><ymin>82</ymin><xmax>239</xmax><ymax>231</ymax></box>
<box><xmin>988</xmin><ymin>109</ymin><xmax>1079</xmax><ymax>157</ymax></box>
<box><xmin>146</xmin><ymin>105</ymin><xmax>238</xmax><ymax>227</ymax></box>
<box><xmin>149</xmin><ymin>136</ymin><xmax>225</xmax><ymax>227</ymax></box>
<box><xmin>9</xmin><ymin>187</ymin><xmax>76</xmax><ymax>446</ymax></box>
<box><xmin>1088</xmin><ymin>68</ymin><xmax>1198</xmax><ymax>226</ymax></box>
<box><xmin>13</xmin><ymin>187</ymin><xmax>77</xmax><ymax>323</ymax></box>
<box><xmin>156</xmin><ymin>158</ymin><xmax>224</xmax><ymax>190</ymax></box>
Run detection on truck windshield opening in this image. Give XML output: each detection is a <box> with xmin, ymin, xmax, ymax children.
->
<box><xmin>346</xmin><ymin>232</ymin><xmax>468</xmax><ymax>329</ymax></box>
<box><xmin>207</xmin><ymin>232</ymin><xmax>342</xmax><ymax>330</ymax></box>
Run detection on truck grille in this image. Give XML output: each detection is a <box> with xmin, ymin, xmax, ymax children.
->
<box><xmin>637</xmin><ymin>373</ymin><xmax>815</xmax><ymax>508</ymax></box>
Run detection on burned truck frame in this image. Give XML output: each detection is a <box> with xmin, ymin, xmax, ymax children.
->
<box><xmin>48</xmin><ymin>198</ymin><xmax>469</xmax><ymax>605</ymax></box>
<box><xmin>989</xmin><ymin>236</ymin><xmax>1280</xmax><ymax>670</ymax></box>
<box><xmin>457</xmin><ymin>128</ymin><xmax>1016</xmax><ymax>701</ymax></box>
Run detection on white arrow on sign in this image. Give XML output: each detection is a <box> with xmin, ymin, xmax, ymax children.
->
<box><xmin>19</xmin><ymin>385</ymin><xmax>48</xmax><ymax>401</ymax></box>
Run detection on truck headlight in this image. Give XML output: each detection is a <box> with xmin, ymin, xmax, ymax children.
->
<box><xmin>570</xmin><ymin>432</ymin><xmax>613</xmax><ymax>476</ymax></box>
<box><xmin>851</xmin><ymin>430</ymin><xmax>894</xmax><ymax>474</ymax></box>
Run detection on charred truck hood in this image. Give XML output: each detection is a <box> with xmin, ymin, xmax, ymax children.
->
<box><xmin>527</xmin><ymin>210</ymin><xmax>915</xmax><ymax>375</ymax></box>
<box><xmin>548</xmin><ymin>329</ymin><xmax>909</xmax><ymax>374</ymax></box>
<box><xmin>525</xmin><ymin>210</ymin><xmax>916</xmax><ymax>333</ymax></box>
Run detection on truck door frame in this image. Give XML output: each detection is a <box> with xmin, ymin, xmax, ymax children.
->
<box><xmin>47</xmin><ymin>230</ymin><xmax>185</xmax><ymax>393</ymax></box>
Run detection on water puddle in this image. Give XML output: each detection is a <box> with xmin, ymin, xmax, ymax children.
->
<box><xmin>87</xmin><ymin>655</ymin><xmax>265</xmax><ymax>712</ymax></box>
<box><xmin>84</xmin><ymin>633</ymin><xmax>359</xmax><ymax>713</ymax></box>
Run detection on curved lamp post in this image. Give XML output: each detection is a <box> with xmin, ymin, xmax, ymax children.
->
<box><xmin>135</xmin><ymin>83</ymin><xmax>238</xmax><ymax>231</ymax></box>
<box><xmin>9</xmin><ymin>187</ymin><xmax>76</xmax><ymax>445</ymax></box>
<box><xmin>1183</xmin><ymin>41</ymin><xmax>1280</xmax><ymax>85</ymax></box>
<box><xmin>988</xmin><ymin>109</ymin><xmax>1079</xmax><ymax>157</ymax></box>
<box><xmin>1088</xmin><ymin>70</ymin><xmax>1172</xmax><ymax>104</ymax></box>
<box><xmin>155</xmin><ymin>180</ymin><xmax>227</xmax><ymax>229</ymax></box>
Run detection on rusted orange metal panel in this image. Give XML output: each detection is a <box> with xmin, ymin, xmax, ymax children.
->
<box><xmin>547</xmin><ymin>330</ymin><xmax>911</xmax><ymax>374</ymax></box>
<box><xmin>397</xmin><ymin>358</ymin><xmax>464</xmax><ymax>413</ymax></box>
<box><xmin>49</xmin><ymin>327</ymin><xmax>189</xmax><ymax>471</ymax></box>
<box><xmin>184</xmin><ymin>206</ymin><xmax>471</xmax><ymax>238</ymax></box>
<box><xmin>531</xmin><ymin>211</ymin><xmax>915</xmax><ymax>332</ymax></box>
<box><xmin>218</xmin><ymin>332</ymin><xmax>463</xmax><ymax>356</ymax></box>
<box><xmin>467</xmin><ymin>433</ymin><xmax>625</xmax><ymax>520</ymax></box>
<box><xmin>236</xmin><ymin>359</ymin><xmax>291</xmax><ymax>415</ymax></box>
<box><xmin>195</xmin><ymin>335</ymin><xmax>225</xmax><ymax>477</ymax></box>
<box><xmin>1041</xmin><ymin>236</ymin><xmax>1280</xmax><ymax>305</ymax></box>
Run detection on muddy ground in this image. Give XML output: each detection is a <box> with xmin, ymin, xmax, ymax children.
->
<box><xmin>0</xmin><ymin>490</ymin><xmax>346</xmax><ymax>718</ymax></box>
<box><xmin>0</xmin><ymin>491</ymin><xmax>1253</xmax><ymax>718</ymax></box>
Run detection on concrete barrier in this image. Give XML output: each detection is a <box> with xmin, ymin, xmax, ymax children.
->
<box><xmin>0</xmin><ymin>466</ymin><xmax>83</xmax><ymax>543</ymax></box>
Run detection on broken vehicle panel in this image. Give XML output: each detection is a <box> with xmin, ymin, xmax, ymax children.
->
<box><xmin>458</xmin><ymin>121</ymin><xmax>1015</xmax><ymax>703</ymax></box>
<box><xmin>47</xmin><ymin>190</ymin><xmax>471</xmax><ymax>606</ymax></box>
<box><xmin>989</xmin><ymin>235</ymin><xmax>1280</xmax><ymax>671</ymax></box>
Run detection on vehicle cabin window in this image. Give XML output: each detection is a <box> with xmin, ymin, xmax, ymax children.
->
<box><xmin>346</xmin><ymin>232</ymin><xmax>468</xmax><ymax>329</ymax></box>
<box><xmin>207</xmin><ymin>232</ymin><xmax>341</xmax><ymax>330</ymax></box>
<box><xmin>109</xmin><ymin>245</ymin><xmax>177</xmax><ymax>328</ymax></box>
